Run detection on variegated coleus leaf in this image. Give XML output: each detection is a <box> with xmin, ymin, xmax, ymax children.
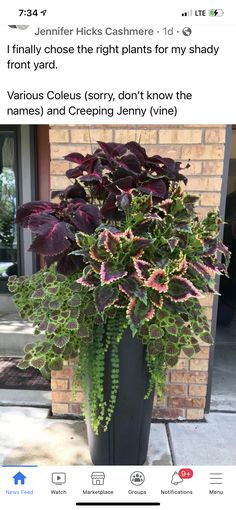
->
<box><xmin>131</xmin><ymin>237</ymin><xmax>151</xmax><ymax>257</ymax></box>
<box><xmin>167</xmin><ymin>276</ymin><xmax>202</xmax><ymax>302</ymax></box>
<box><xmin>90</xmin><ymin>242</ymin><xmax>109</xmax><ymax>263</ymax></box>
<box><xmin>157</xmin><ymin>198</ymin><xmax>173</xmax><ymax>214</ymax></box>
<box><xmin>77</xmin><ymin>267</ymin><xmax>98</xmax><ymax>288</ymax></box>
<box><xmin>103</xmin><ymin>230</ymin><xmax>121</xmax><ymax>256</ymax></box>
<box><xmin>148</xmin><ymin>289</ymin><xmax>164</xmax><ymax>308</ymax></box>
<box><xmin>145</xmin><ymin>269</ymin><xmax>168</xmax><ymax>293</ymax></box>
<box><xmin>100</xmin><ymin>262</ymin><xmax>127</xmax><ymax>285</ymax></box>
<box><xmin>189</xmin><ymin>260</ymin><xmax>215</xmax><ymax>280</ymax></box>
<box><xmin>127</xmin><ymin>298</ymin><xmax>155</xmax><ymax>335</ymax></box>
<box><xmin>168</xmin><ymin>237</ymin><xmax>179</xmax><ymax>252</ymax></box>
<box><xmin>217</xmin><ymin>240</ymin><xmax>231</xmax><ymax>269</ymax></box>
<box><xmin>119</xmin><ymin>277</ymin><xmax>147</xmax><ymax>304</ymax></box>
<box><xmin>94</xmin><ymin>285</ymin><xmax>118</xmax><ymax>314</ymax></box>
<box><xmin>133</xmin><ymin>258</ymin><xmax>152</xmax><ymax>281</ymax></box>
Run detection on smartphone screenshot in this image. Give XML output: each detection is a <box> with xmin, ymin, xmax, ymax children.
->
<box><xmin>0</xmin><ymin>1</ymin><xmax>235</xmax><ymax>509</ymax></box>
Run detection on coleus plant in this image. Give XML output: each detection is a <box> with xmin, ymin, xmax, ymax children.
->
<box><xmin>9</xmin><ymin>141</ymin><xmax>230</xmax><ymax>434</ymax></box>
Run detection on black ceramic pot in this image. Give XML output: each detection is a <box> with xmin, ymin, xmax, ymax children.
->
<box><xmin>86</xmin><ymin>328</ymin><xmax>154</xmax><ymax>465</ymax></box>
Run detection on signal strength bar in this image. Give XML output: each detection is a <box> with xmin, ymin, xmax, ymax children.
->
<box><xmin>181</xmin><ymin>10</ymin><xmax>193</xmax><ymax>16</ymax></box>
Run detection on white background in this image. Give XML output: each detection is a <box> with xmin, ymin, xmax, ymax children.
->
<box><xmin>0</xmin><ymin>1</ymin><xmax>235</xmax><ymax>124</ymax></box>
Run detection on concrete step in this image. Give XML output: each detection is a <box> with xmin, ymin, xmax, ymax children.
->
<box><xmin>0</xmin><ymin>313</ymin><xmax>42</xmax><ymax>356</ymax></box>
<box><xmin>0</xmin><ymin>389</ymin><xmax>51</xmax><ymax>407</ymax></box>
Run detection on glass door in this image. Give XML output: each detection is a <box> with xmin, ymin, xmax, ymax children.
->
<box><xmin>0</xmin><ymin>129</ymin><xmax>19</xmax><ymax>292</ymax></box>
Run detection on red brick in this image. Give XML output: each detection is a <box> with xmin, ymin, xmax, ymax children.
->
<box><xmin>166</xmin><ymin>384</ymin><xmax>187</xmax><ymax>396</ymax></box>
<box><xmin>168</xmin><ymin>397</ymin><xmax>205</xmax><ymax>408</ymax></box>
<box><xmin>152</xmin><ymin>407</ymin><xmax>186</xmax><ymax>419</ymax></box>
<box><xmin>170</xmin><ymin>371</ymin><xmax>208</xmax><ymax>384</ymax></box>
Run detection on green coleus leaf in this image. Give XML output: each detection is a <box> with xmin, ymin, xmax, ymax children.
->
<box><xmin>47</xmin><ymin>323</ymin><xmax>57</xmax><ymax>334</ymax></box>
<box><xmin>200</xmin><ymin>332</ymin><xmax>212</xmax><ymax>344</ymax></box>
<box><xmin>70</xmin><ymin>296</ymin><xmax>81</xmax><ymax>307</ymax></box>
<box><xmin>67</xmin><ymin>320</ymin><xmax>79</xmax><ymax>330</ymax></box>
<box><xmin>119</xmin><ymin>277</ymin><xmax>147</xmax><ymax>304</ymax></box>
<box><xmin>48</xmin><ymin>358</ymin><xmax>63</xmax><ymax>371</ymax></box>
<box><xmin>78</xmin><ymin>323</ymin><xmax>90</xmax><ymax>337</ymax></box>
<box><xmin>166</xmin><ymin>325</ymin><xmax>178</xmax><ymax>336</ymax></box>
<box><xmin>165</xmin><ymin>341</ymin><xmax>180</xmax><ymax>357</ymax></box>
<box><xmin>32</xmin><ymin>288</ymin><xmax>44</xmax><ymax>298</ymax></box>
<box><xmin>17</xmin><ymin>360</ymin><xmax>30</xmax><ymax>370</ymax></box>
<box><xmin>94</xmin><ymin>285</ymin><xmax>118</xmax><ymax>314</ymax></box>
<box><xmin>166</xmin><ymin>355</ymin><xmax>179</xmax><ymax>367</ymax></box>
<box><xmin>24</xmin><ymin>342</ymin><xmax>37</xmax><ymax>353</ymax></box>
<box><xmin>45</xmin><ymin>274</ymin><xmax>56</xmax><ymax>284</ymax></box>
<box><xmin>49</xmin><ymin>300</ymin><xmax>61</xmax><ymax>310</ymax></box>
<box><xmin>54</xmin><ymin>336</ymin><xmax>69</xmax><ymax>348</ymax></box>
<box><xmin>30</xmin><ymin>357</ymin><xmax>46</xmax><ymax>370</ymax></box>
<box><xmin>47</xmin><ymin>287</ymin><xmax>59</xmax><ymax>295</ymax></box>
<box><xmin>149</xmin><ymin>324</ymin><xmax>164</xmax><ymax>339</ymax></box>
<box><xmin>147</xmin><ymin>341</ymin><xmax>163</xmax><ymax>355</ymax></box>
<box><xmin>168</xmin><ymin>276</ymin><xmax>202</xmax><ymax>302</ymax></box>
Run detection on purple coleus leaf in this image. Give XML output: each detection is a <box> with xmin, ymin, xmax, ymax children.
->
<box><xmin>28</xmin><ymin>214</ymin><xmax>74</xmax><ymax>256</ymax></box>
<box><xmin>119</xmin><ymin>277</ymin><xmax>147</xmax><ymax>304</ymax></box>
<box><xmin>94</xmin><ymin>285</ymin><xmax>118</xmax><ymax>314</ymax></box>
<box><xmin>118</xmin><ymin>154</ymin><xmax>141</xmax><ymax>175</ymax></box>
<box><xmin>79</xmin><ymin>172</ymin><xmax>102</xmax><ymax>184</ymax></box>
<box><xmin>117</xmin><ymin>192</ymin><xmax>132</xmax><ymax>210</ymax></box>
<box><xmin>97</xmin><ymin>141</ymin><xmax>127</xmax><ymax>157</ymax></box>
<box><xmin>16</xmin><ymin>201</ymin><xmax>57</xmax><ymax>228</ymax></box>
<box><xmin>100</xmin><ymin>193</ymin><xmax>123</xmax><ymax>221</ymax></box>
<box><xmin>64</xmin><ymin>184</ymin><xmax>87</xmax><ymax>200</ymax></box>
<box><xmin>168</xmin><ymin>276</ymin><xmax>202</xmax><ymax>302</ymax></box>
<box><xmin>69</xmin><ymin>203</ymin><xmax>101</xmax><ymax>233</ymax></box>
<box><xmin>145</xmin><ymin>269</ymin><xmax>168</xmax><ymax>293</ymax></box>
<box><xmin>125</xmin><ymin>141</ymin><xmax>147</xmax><ymax>165</ymax></box>
<box><xmin>64</xmin><ymin>152</ymin><xmax>85</xmax><ymax>164</ymax></box>
<box><xmin>100</xmin><ymin>262</ymin><xmax>127</xmax><ymax>285</ymax></box>
<box><xmin>66</xmin><ymin>166</ymin><xmax>85</xmax><ymax>179</ymax></box>
<box><xmin>140</xmin><ymin>179</ymin><xmax>167</xmax><ymax>198</ymax></box>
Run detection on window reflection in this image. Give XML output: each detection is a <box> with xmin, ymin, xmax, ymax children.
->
<box><xmin>0</xmin><ymin>133</ymin><xmax>18</xmax><ymax>287</ymax></box>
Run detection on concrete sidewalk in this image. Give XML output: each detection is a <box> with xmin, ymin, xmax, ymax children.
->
<box><xmin>0</xmin><ymin>405</ymin><xmax>235</xmax><ymax>466</ymax></box>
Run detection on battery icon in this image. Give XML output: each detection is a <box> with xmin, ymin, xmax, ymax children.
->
<box><xmin>209</xmin><ymin>9</ymin><xmax>224</xmax><ymax>16</ymax></box>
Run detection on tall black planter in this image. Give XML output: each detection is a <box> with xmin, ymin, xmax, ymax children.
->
<box><xmin>86</xmin><ymin>328</ymin><xmax>154</xmax><ymax>465</ymax></box>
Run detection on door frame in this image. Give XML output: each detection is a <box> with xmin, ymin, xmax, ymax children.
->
<box><xmin>205</xmin><ymin>124</ymin><xmax>233</xmax><ymax>412</ymax></box>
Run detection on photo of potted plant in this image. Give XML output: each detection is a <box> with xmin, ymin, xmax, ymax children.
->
<box><xmin>8</xmin><ymin>141</ymin><xmax>230</xmax><ymax>465</ymax></box>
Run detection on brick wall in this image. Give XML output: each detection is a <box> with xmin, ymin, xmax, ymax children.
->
<box><xmin>49</xmin><ymin>124</ymin><xmax>227</xmax><ymax>420</ymax></box>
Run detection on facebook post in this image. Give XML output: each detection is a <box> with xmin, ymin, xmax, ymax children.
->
<box><xmin>0</xmin><ymin>2</ymin><xmax>235</xmax><ymax>509</ymax></box>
